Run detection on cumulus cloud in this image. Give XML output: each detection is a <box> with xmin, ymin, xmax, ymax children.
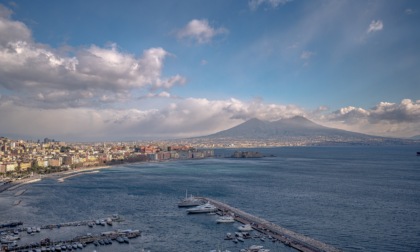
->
<box><xmin>249</xmin><ymin>0</ymin><xmax>292</xmax><ymax>11</ymax></box>
<box><xmin>327</xmin><ymin>99</ymin><xmax>420</xmax><ymax>124</ymax></box>
<box><xmin>0</xmin><ymin>5</ymin><xmax>184</xmax><ymax>108</ymax></box>
<box><xmin>367</xmin><ymin>20</ymin><xmax>383</xmax><ymax>33</ymax></box>
<box><xmin>319</xmin><ymin>99</ymin><xmax>420</xmax><ymax>137</ymax></box>
<box><xmin>176</xmin><ymin>19</ymin><xmax>228</xmax><ymax>44</ymax></box>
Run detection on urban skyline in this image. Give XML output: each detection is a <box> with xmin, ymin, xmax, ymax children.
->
<box><xmin>0</xmin><ymin>0</ymin><xmax>419</xmax><ymax>141</ymax></box>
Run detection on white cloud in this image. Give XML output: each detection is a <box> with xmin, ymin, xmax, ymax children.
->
<box><xmin>367</xmin><ymin>20</ymin><xmax>383</xmax><ymax>33</ymax></box>
<box><xmin>176</xmin><ymin>19</ymin><xmax>228</xmax><ymax>44</ymax></box>
<box><xmin>249</xmin><ymin>0</ymin><xmax>293</xmax><ymax>11</ymax></box>
<box><xmin>319</xmin><ymin>99</ymin><xmax>420</xmax><ymax>137</ymax></box>
<box><xmin>0</xmin><ymin>4</ymin><xmax>184</xmax><ymax>108</ymax></box>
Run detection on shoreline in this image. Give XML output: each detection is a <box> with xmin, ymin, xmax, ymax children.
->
<box><xmin>0</xmin><ymin>165</ymin><xmax>113</xmax><ymax>193</ymax></box>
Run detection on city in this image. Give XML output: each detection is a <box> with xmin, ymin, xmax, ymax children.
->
<box><xmin>0</xmin><ymin>136</ymin><xmax>214</xmax><ymax>179</ymax></box>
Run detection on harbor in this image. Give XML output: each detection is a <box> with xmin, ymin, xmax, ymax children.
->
<box><xmin>193</xmin><ymin>197</ymin><xmax>342</xmax><ymax>252</ymax></box>
<box><xmin>0</xmin><ymin>215</ymin><xmax>142</xmax><ymax>252</ymax></box>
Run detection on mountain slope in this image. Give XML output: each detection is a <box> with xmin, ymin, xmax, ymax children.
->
<box><xmin>205</xmin><ymin>116</ymin><xmax>370</xmax><ymax>140</ymax></box>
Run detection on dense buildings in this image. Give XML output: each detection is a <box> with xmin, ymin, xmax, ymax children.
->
<box><xmin>0</xmin><ymin>137</ymin><xmax>213</xmax><ymax>177</ymax></box>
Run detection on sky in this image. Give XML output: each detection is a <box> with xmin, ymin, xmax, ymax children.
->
<box><xmin>0</xmin><ymin>0</ymin><xmax>419</xmax><ymax>141</ymax></box>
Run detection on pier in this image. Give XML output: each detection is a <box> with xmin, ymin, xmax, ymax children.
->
<box><xmin>198</xmin><ymin>197</ymin><xmax>341</xmax><ymax>252</ymax></box>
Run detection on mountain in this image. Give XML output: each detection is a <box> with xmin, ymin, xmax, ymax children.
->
<box><xmin>193</xmin><ymin>116</ymin><xmax>411</xmax><ymax>146</ymax></box>
<box><xmin>205</xmin><ymin>116</ymin><xmax>366</xmax><ymax>139</ymax></box>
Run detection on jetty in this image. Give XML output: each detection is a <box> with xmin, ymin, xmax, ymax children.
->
<box><xmin>197</xmin><ymin>197</ymin><xmax>341</xmax><ymax>252</ymax></box>
<box><xmin>58</xmin><ymin>170</ymin><xmax>99</xmax><ymax>182</ymax></box>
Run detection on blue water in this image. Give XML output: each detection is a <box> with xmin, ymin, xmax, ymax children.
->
<box><xmin>1</xmin><ymin>146</ymin><xmax>420</xmax><ymax>251</ymax></box>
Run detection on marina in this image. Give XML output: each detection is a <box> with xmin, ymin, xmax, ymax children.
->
<box><xmin>194</xmin><ymin>197</ymin><xmax>342</xmax><ymax>252</ymax></box>
<box><xmin>1</xmin><ymin>229</ymin><xmax>141</xmax><ymax>252</ymax></box>
<box><xmin>0</xmin><ymin>216</ymin><xmax>141</xmax><ymax>252</ymax></box>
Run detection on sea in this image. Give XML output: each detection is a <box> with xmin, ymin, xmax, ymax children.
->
<box><xmin>1</xmin><ymin>145</ymin><xmax>419</xmax><ymax>252</ymax></box>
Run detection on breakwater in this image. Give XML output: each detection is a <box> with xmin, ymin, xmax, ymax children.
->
<box><xmin>198</xmin><ymin>197</ymin><xmax>341</xmax><ymax>252</ymax></box>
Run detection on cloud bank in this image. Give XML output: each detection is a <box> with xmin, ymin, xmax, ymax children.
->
<box><xmin>0</xmin><ymin>6</ymin><xmax>185</xmax><ymax>108</ymax></box>
<box><xmin>320</xmin><ymin>99</ymin><xmax>420</xmax><ymax>137</ymax></box>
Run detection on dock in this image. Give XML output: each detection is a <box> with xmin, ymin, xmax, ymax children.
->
<box><xmin>198</xmin><ymin>197</ymin><xmax>341</xmax><ymax>252</ymax></box>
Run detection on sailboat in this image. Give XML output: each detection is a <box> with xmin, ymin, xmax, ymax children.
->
<box><xmin>177</xmin><ymin>190</ymin><xmax>204</xmax><ymax>207</ymax></box>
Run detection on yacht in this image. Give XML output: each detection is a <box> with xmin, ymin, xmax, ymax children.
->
<box><xmin>237</xmin><ymin>224</ymin><xmax>253</xmax><ymax>231</ymax></box>
<box><xmin>241</xmin><ymin>245</ymin><xmax>270</xmax><ymax>252</ymax></box>
<box><xmin>216</xmin><ymin>215</ymin><xmax>235</xmax><ymax>223</ymax></box>
<box><xmin>178</xmin><ymin>190</ymin><xmax>203</xmax><ymax>207</ymax></box>
<box><xmin>187</xmin><ymin>202</ymin><xmax>217</xmax><ymax>214</ymax></box>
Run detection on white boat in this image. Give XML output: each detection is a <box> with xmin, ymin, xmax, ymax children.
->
<box><xmin>237</xmin><ymin>224</ymin><xmax>253</xmax><ymax>231</ymax></box>
<box><xmin>178</xmin><ymin>190</ymin><xmax>203</xmax><ymax>207</ymax></box>
<box><xmin>242</xmin><ymin>245</ymin><xmax>270</xmax><ymax>252</ymax></box>
<box><xmin>216</xmin><ymin>215</ymin><xmax>235</xmax><ymax>223</ymax></box>
<box><xmin>187</xmin><ymin>202</ymin><xmax>217</xmax><ymax>214</ymax></box>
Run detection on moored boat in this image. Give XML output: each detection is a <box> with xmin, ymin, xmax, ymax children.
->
<box><xmin>178</xmin><ymin>190</ymin><xmax>204</xmax><ymax>207</ymax></box>
<box><xmin>216</xmin><ymin>215</ymin><xmax>235</xmax><ymax>223</ymax></box>
<box><xmin>186</xmin><ymin>202</ymin><xmax>217</xmax><ymax>214</ymax></box>
<box><xmin>238</xmin><ymin>224</ymin><xmax>253</xmax><ymax>231</ymax></box>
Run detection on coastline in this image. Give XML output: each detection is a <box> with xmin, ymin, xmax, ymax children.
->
<box><xmin>0</xmin><ymin>165</ymin><xmax>113</xmax><ymax>193</ymax></box>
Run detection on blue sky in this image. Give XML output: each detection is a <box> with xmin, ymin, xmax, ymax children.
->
<box><xmin>0</xmin><ymin>0</ymin><xmax>419</xmax><ymax>141</ymax></box>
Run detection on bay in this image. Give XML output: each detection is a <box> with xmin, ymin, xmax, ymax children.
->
<box><xmin>1</xmin><ymin>145</ymin><xmax>420</xmax><ymax>251</ymax></box>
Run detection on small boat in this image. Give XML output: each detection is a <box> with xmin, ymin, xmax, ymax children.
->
<box><xmin>187</xmin><ymin>202</ymin><xmax>217</xmax><ymax>214</ymax></box>
<box><xmin>116</xmin><ymin>237</ymin><xmax>124</xmax><ymax>243</ymax></box>
<box><xmin>243</xmin><ymin>245</ymin><xmax>270</xmax><ymax>252</ymax></box>
<box><xmin>178</xmin><ymin>190</ymin><xmax>203</xmax><ymax>207</ymax></box>
<box><xmin>123</xmin><ymin>237</ymin><xmax>130</xmax><ymax>243</ymax></box>
<box><xmin>417</xmin><ymin>152</ymin><xmax>420</xmax><ymax>156</ymax></box>
<box><xmin>216</xmin><ymin>215</ymin><xmax>235</xmax><ymax>223</ymax></box>
<box><xmin>237</xmin><ymin>237</ymin><xmax>244</xmax><ymax>242</ymax></box>
<box><xmin>238</xmin><ymin>224</ymin><xmax>253</xmax><ymax>231</ymax></box>
<box><xmin>106</xmin><ymin>218</ymin><xmax>113</xmax><ymax>226</ymax></box>
<box><xmin>224</xmin><ymin>233</ymin><xmax>233</xmax><ymax>240</ymax></box>
<box><xmin>77</xmin><ymin>243</ymin><xmax>83</xmax><ymax>249</ymax></box>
